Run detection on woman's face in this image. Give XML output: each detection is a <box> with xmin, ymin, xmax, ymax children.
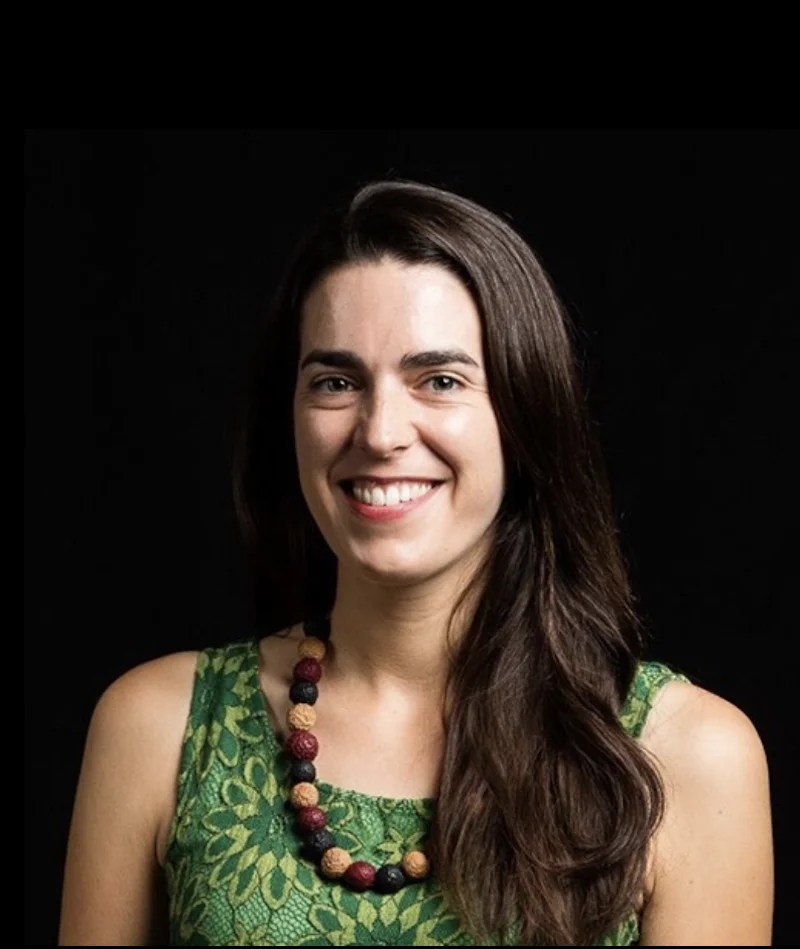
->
<box><xmin>293</xmin><ymin>258</ymin><xmax>505</xmax><ymax>589</ymax></box>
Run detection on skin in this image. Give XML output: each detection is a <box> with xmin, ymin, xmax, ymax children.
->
<box><xmin>58</xmin><ymin>259</ymin><xmax>774</xmax><ymax>945</ymax></box>
<box><xmin>294</xmin><ymin>259</ymin><xmax>505</xmax><ymax>588</ymax></box>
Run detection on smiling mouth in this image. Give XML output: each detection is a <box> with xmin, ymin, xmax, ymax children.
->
<box><xmin>340</xmin><ymin>479</ymin><xmax>441</xmax><ymax>508</ymax></box>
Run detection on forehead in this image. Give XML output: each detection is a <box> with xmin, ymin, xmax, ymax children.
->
<box><xmin>300</xmin><ymin>259</ymin><xmax>482</xmax><ymax>351</ymax></box>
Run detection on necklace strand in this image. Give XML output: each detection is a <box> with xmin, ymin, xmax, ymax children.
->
<box><xmin>284</xmin><ymin>618</ymin><xmax>432</xmax><ymax>893</ymax></box>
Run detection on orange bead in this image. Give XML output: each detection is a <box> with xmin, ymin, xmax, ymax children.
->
<box><xmin>287</xmin><ymin>703</ymin><xmax>317</xmax><ymax>730</ymax></box>
<box><xmin>320</xmin><ymin>846</ymin><xmax>353</xmax><ymax>878</ymax></box>
<box><xmin>289</xmin><ymin>782</ymin><xmax>319</xmax><ymax>808</ymax></box>
<box><xmin>401</xmin><ymin>850</ymin><xmax>430</xmax><ymax>879</ymax></box>
<box><xmin>298</xmin><ymin>637</ymin><xmax>327</xmax><ymax>661</ymax></box>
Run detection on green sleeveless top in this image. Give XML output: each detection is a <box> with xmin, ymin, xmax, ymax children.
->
<box><xmin>165</xmin><ymin>641</ymin><xmax>687</xmax><ymax>946</ymax></box>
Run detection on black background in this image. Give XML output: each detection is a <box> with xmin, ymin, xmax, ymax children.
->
<box><xmin>25</xmin><ymin>129</ymin><xmax>797</xmax><ymax>946</ymax></box>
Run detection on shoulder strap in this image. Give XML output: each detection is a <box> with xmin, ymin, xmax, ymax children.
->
<box><xmin>619</xmin><ymin>660</ymin><xmax>690</xmax><ymax>739</ymax></box>
<box><xmin>171</xmin><ymin>641</ymin><xmax>263</xmax><ymax>826</ymax></box>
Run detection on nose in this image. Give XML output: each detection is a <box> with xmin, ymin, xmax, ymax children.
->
<box><xmin>353</xmin><ymin>382</ymin><xmax>415</xmax><ymax>458</ymax></box>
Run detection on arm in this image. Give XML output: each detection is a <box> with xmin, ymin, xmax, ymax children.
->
<box><xmin>58</xmin><ymin>651</ymin><xmax>198</xmax><ymax>946</ymax></box>
<box><xmin>639</xmin><ymin>681</ymin><xmax>774</xmax><ymax>946</ymax></box>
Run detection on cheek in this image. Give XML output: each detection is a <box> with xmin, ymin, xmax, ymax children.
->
<box><xmin>438</xmin><ymin>409</ymin><xmax>505</xmax><ymax>481</ymax></box>
<box><xmin>294</xmin><ymin>411</ymin><xmax>349</xmax><ymax>478</ymax></box>
<box><xmin>293</xmin><ymin>410</ymin><xmax>322</xmax><ymax>490</ymax></box>
<box><xmin>418</xmin><ymin>419</ymin><xmax>505</xmax><ymax>527</ymax></box>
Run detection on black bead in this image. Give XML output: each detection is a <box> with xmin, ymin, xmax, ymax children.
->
<box><xmin>374</xmin><ymin>864</ymin><xmax>407</xmax><ymax>893</ymax></box>
<box><xmin>290</xmin><ymin>680</ymin><xmax>319</xmax><ymax>705</ymax></box>
<box><xmin>303</xmin><ymin>828</ymin><xmax>336</xmax><ymax>862</ymax></box>
<box><xmin>290</xmin><ymin>759</ymin><xmax>317</xmax><ymax>783</ymax></box>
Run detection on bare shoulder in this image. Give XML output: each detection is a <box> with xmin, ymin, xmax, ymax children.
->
<box><xmin>59</xmin><ymin>651</ymin><xmax>200</xmax><ymax>945</ymax></box>
<box><xmin>641</xmin><ymin>677</ymin><xmax>768</xmax><ymax>774</ymax></box>
<box><xmin>94</xmin><ymin>649</ymin><xmax>200</xmax><ymax>733</ymax></box>
<box><xmin>85</xmin><ymin>650</ymin><xmax>201</xmax><ymax>857</ymax></box>
<box><xmin>639</xmin><ymin>679</ymin><xmax>773</xmax><ymax>945</ymax></box>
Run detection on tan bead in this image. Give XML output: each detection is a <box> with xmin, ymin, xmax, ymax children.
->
<box><xmin>289</xmin><ymin>782</ymin><xmax>319</xmax><ymax>808</ymax></box>
<box><xmin>320</xmin><ymin>846</ymin><xmax>352</xmax><ymax>878</ymax></box>
<box><xmin>287</xmin><ymin>703</ymin><xmax>317</xmax><ymax>730</ymax></box>
<box><xmin>298</xmin><ymin>637</ymin><xmax>327</xmax><ymax>661</ymax></box>
<box><xmin>401</xmin><ymin>850</ymin><xmax>430</xmax><ymax>879</ymax></box>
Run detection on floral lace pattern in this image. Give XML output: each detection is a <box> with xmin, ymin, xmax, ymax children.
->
<box><xmin>165</xmin><ymin>641</ymin><xmax>686</xmax><ymax>946</ymax></box>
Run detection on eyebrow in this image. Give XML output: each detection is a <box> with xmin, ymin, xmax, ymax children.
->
<box><xmin>299</xmin><ymin>348</ymin><xmax>481</xmax><ymax>371</ymax></box>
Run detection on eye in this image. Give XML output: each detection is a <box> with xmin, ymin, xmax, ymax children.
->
<box><xmin>311</xmin><ymin>376</ymin><xmax>356</xmax><ymax>394</ymax></box>
<box><xmin>424</xmin><ymin>374</ymin><xmax>462</xmax><ymax>393</ymax></box>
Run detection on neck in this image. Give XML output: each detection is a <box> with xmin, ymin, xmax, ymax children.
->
<box><xmin>325</xmin><ymin>569</ymin><xmax>478</xmax><ymax>698</ymax></box>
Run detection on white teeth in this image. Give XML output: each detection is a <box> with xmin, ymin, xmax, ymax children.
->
<box><xmin>349</xmin><ymin>480</ymin><xmax>434</xmax><ymax>507</ymax></box>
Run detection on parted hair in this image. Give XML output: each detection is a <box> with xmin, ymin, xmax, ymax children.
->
<box><xmin>233</xmin><ymin>179</ymin><xmax>663</xmax><ymax>945</ymax></box>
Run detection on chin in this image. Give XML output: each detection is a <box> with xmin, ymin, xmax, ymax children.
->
<box><xmin>334</xmin><ymin>542</ymin><xmax>429</xmax><ymax>582</ymax></box>
<box><xmin>345</xmin><ymin>548</ymin><xmax>471</xmax><ymax>591</ymax></box>
<box><xmin>354</xmin><ymin>560</ymin><xmax>433</xmax><ymax>587</ymax></box>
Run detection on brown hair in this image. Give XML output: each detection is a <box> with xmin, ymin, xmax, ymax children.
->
<box><xmin>233</xmin><ymin>179</ymin><xmax>663</xmax><ymax>944</ymax></box>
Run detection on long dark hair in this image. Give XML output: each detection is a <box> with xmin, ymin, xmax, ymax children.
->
<box><xmin>233</xmin><ymin>180</ymin><xmax>663</xmax><ymax>945</ymax></box>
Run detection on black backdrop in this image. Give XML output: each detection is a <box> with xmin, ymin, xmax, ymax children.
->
<box><xmin>25</xmin><ymin>129</ymin><xmax>797</xmax><ymax>946</ymax></box>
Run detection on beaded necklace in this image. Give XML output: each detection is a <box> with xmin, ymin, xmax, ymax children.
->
<box><xmin>284</xmin><ymin>618</ymin><xmax>432</xmax><ymax>893</ymax></box>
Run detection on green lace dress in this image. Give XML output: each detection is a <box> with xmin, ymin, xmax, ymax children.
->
<box><xmin>165</xmin><ymin>640</ymin><xmax>687</xmax><ymax>946</ymax></box>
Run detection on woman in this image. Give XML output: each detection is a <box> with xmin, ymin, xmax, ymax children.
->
<box><xmin>59</xmin><ymin>180</ymin><xmax>774</xmax><ymax>945</ymax></box>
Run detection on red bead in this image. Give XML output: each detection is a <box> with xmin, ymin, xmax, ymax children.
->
<box><xmin>293</xmin><ymin>658</ymin><xmax>323</xmax><ymax>683</ymax></box>
<box><xmin>285</xmin><ymin>730</ymin><xmax>319</xmax><ymax>760</ymax></box>
<box><xmin>296</xmin><ymin>805</ymin><xmax>327</xmax><ymax>832</ymax></box>
<box><xmin>343</xmin><ymin>860</ymin><xmax>376</xmax><ymax>891</ymax></box>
